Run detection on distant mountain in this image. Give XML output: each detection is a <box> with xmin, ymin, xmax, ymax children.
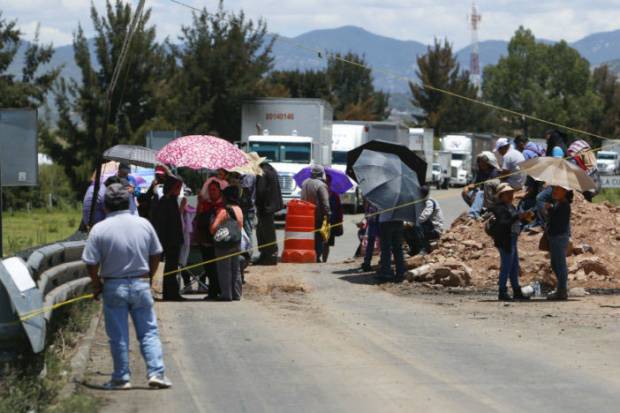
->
<box><xmin>271</xmin><ymin>26</ymin><xmax>427</xmax><ymax>92</ymax></box>
<box><xmin>571</xmin><ymin>29</ymin><xmax>620</xmax><ymax>65</ymax></box>
<box><xmin>8</xmin><ymin>25</ymin><xmax>620</xmax><ymax>97</ymax></box>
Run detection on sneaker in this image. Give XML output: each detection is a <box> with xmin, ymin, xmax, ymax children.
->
<box><xmin>148</xmin><ymin>374</ymin><xmax>173</xmax><ymax>389</ymax></box>
<box><xmin>103</xmin><ymin>380</ymin><xmax>132</xmax><ymax>390</ymax></box>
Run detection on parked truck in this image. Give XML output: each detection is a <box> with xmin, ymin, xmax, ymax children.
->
<box><xmin>241</xmin><ymin>98</ymin><xmax>333</xmax><ymax>212</ymax></box>
<box><xmin>597</xmin><ymin>150</ymin><xmax>620</xmax><ymax>175</ymax></box>
<box><xmin>440</xmin><ymin>133</ymin><xmax>495</xmax><ymax>186</ymax></box>
<box><xmin>408</xmin><ymin>128</ymin><xmax>434</xmax><ymax>183</ymax></box>
<box><xmin>432</xmin><ymin>151</ymin><xmax>452</xmax><ymax>189</ymax></box>
<box><xmin>332</xmin><ymin>122</ymin><xmax>369</xmax><ymax>212</ymax></box>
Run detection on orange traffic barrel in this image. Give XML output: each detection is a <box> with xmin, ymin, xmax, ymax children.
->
<box><xmin>281</xmin><ymin>200</ymin><xmax>316</xmax><ymax>263</ymax></box>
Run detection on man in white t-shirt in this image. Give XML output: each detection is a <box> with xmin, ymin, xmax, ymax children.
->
<box><xmin>494</xmin><ymin>137</ymin><xmax>525</xmax><ymax>190</ymax></box>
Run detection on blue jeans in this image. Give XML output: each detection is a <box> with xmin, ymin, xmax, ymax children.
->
<box><xmin>379</xmin><ymin>221</ymin><xmax>405</xmax><ymax>277</ymax></box>
<box><xmin>549</xmin><ymin>233</ymin><xmax>570</xmax><ymax>290</ymax></box>
<box><xmin>103</xmin><ymin>278</ymin><xmax>165</xmax><ymax>381</ymax></box>
<box><xmin>498</xmin><ymin>235</ymin><xmax>520</xmax><ymax>290</ymax></box>
<box><xmin>468</xmin><ymin>190</ymin><xmax>485</xmax><ymax>218</ymax></box>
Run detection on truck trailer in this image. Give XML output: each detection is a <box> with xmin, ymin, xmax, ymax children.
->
<box><xmin>332</xmin><ymin>122</ymin><xmax>369</xmax><ymax>212</ymax></box>
<box><xmin>240</xmin><ymin>98</ymin><xmax>333</xmax><ymax>211</ymax></box>
<box><xmin>440</xmin><ymin>133</ymin><xmax>495</xmax><ymax>186</ymax></box>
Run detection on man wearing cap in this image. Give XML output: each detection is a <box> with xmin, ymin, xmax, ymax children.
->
<box><xmin>82</xmin><ymin>183</ymin><xmax>172</xmax><ymax>390</ymax></box>
<box><xmin>301</xmin><ymin>165</ymin><xmax>331</xmax><ymax>262</ymax></box>
<box><xmin>494</xmin><ymin>137</ymin><xmax>525</xmax><ymax>190</ymax></box>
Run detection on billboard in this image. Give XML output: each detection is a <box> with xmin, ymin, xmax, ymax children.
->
<box><xmin>0</xmin><ymin>109</ymin><xmax>38</xmax><ymax>187</ymax></box>
<box><xmin>601</xmin><ymin>175</ymin><xmax>620</xmax><ymax>189</ymax></box>
<box><xmin>145</xmin><ymin>130</ymin><xmax>181</xmax><ymax>152</ymax></box>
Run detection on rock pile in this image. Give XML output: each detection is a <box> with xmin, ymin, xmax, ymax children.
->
<box><xmin>406</xmin><ymin>194</ymin><xmax>620</xmax><ymax>290</ymax></box>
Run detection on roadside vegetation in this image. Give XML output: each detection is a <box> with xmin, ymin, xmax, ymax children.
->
<box><xmin>0</xmin><ymin>300</ymin><xmax>100</xmax><ymax>413</ymax></box>
<box><xmin>594</xmin><ymin>188</ymin><xmax>620</xmax><ymax>206</ymax></box>
<box><xmin>2</xmin><ymin>206</ymin><xmax>81</xmax><ymax>257</ymax></box>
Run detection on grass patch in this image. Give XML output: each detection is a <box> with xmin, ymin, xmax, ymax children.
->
<box><xmin>2</xmin><ymin>207</ymin><xmax>81</xmax><ymax>257</ymax></box>
<box><xmin>0</xmin><ymin>300</ymin><xmax>100</xmax><ymax>413</ymax></box>
<box><xmin>594</xmin><ymin>188</ymin><xmax>620</xmax><ymax>206</ymax></box>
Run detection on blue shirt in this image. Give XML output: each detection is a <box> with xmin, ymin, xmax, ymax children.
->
<box><xmin>82</xmin><ymin>210</ymin><xmax>163</xmax><ymax>278</ymax></box>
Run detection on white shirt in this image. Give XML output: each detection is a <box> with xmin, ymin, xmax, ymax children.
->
<box><xmin>500</xmin><ymin>147</ymin><xmax>525</xmax><ymax>190</ymax></box>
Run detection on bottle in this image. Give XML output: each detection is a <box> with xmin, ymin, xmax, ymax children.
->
<box><xmin>532</xmin><ymin>281</ymin><xmax>542</xmax><ymax>297</ymax></box>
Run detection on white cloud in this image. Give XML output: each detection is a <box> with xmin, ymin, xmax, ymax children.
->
<box><xmin>2</xmin><ymin>0</ymin><xmax>620</xmax><ymax>49</ymax></box>
<box><xmin>19</xmin><ymin>21</ymin><xmax>73</xmax><ymax>46</ymax></box>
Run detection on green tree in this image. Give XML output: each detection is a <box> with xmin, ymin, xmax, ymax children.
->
<box><xmin>44</xmin><ymin>0</ymin><xmax>170</xmax><ymax>194</ymax></box>
<box><xmin>409</xmin><ymin>39</ymin><xmax>488</xmax><ymax>135</ymax></box>
<box><xmin>0</xmin><ymin>13</ymin><xmax>59</xmax><ymax>108</ymax></box>
<box><xmin>263</xmin><ymin>53</ymin><xmax>389</xmax><ymax>121</ymax></box>
<box><xmin>482</xmin><ymin>27</ymin><xmax>601</xmax><ymax>138</ymax></box>
<box><xmin>326</xmin><ymin>52</ymin><xmax>389</xmax><ymax>120</ymax></box>
<box><xmin>165</xmin><ymin>2</ymin><xmax>274</xmax><ymax>140</ymax></box>
<box><xmin>591</xmin><ymin>65</ymin><xmax>620</xmax><ymax>139</ymax></box>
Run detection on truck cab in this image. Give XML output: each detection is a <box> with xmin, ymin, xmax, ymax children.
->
<box><xmin>247</xmin><ymin>132</ymin><xmax>330</xmax><ymax>212</ymax></box>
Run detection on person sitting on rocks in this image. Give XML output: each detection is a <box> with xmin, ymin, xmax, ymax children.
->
<box><xmin>406</xmin><ymin>186</ymin><xmax>444</xmax><ymax>256</ymax></box>
<box><xmin>462</xmin><ymin>151</ymin><xmax>501</xmax><ymax>219</ymax></box>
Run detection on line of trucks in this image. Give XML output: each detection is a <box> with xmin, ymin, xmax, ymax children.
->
<box><xmin>148</xmin><ymin>97</ymin><xmax>559</xmax><ymax>213</ymax></box>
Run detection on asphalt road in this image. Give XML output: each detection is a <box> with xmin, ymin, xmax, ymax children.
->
<box><xmin>94</xmin><ymin>188</ymin><xmax>620</xmax><ymax>413</ymax></box>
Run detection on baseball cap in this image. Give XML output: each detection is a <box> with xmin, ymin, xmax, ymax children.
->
<box><xmin>494</xmin><ymin>137</ymin><xmax>510</xmax><ymax>152</ymax></box>
<box><xmin>104</xmin><ymin>183</ymin><xmax>130</xmax><ymax>209</ymax></box>
<box><xmin>119</xmin><ymin>163</ymin><xmax>131</xmax><ymax>172</ymax></box>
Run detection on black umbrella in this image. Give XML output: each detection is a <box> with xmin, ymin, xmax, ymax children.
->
<box><xmin>346</xmin><ymin>139</ymin><xmax>427</xmax><ymax>185</ymax></box>
<box><xmin>103</xmin><ymin>144</ymin><xmax>159</xmax><ymax>168</ymax></box>
<box><xmin>353</xmin><ymin>149</ymin><xmax>424</xmax><ymax>223</ymax></box>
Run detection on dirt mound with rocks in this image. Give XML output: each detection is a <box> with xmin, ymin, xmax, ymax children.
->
<box><xmin>407</xmin><ymin>194</ymin><xmax>620</xmax><ymax>290</ymax></box>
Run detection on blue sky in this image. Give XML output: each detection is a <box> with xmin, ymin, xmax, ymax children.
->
<box><xmin>2</xmin><ymin>0</ymin><xmax>620</xmax><ymax>49</ymax></box>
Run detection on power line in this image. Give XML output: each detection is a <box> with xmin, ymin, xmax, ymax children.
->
<box><xmin>167</xmin><ymin>0</ymin><xmax>619</xmax><ymax>145</ymax></box>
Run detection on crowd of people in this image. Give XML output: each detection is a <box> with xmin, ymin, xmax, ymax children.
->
<box><xmin>461</xmin><ymin>129</ymin><xmax>598</xmax><ymax>301</ymax></box>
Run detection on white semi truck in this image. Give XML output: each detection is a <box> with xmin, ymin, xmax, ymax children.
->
<box><xmin>241</xmin><ymin>98</ymin><xmax>333</xmax><ymax>212</ymax></box>
<box><xmin>332</xmin><ymin>122</ymin><xmax>369</xmax><ymax>212</ymax></box>
<box><xmin>440</xmin><ymin>133</ymin><xmax>495</xmax><ymax>186</ymax></box>
<box><xmin>408</xmin><ymin>128</ymin><xmax>434</xmax><ymax>184</ymax></box>
<box><xmin>597</xmin><ymin>150</ymin><xmax>620</xmax><ymax>175</ymax></box>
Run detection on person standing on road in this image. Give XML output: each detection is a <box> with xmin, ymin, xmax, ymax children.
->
<box><xmin>322</xmin><ymin>174</ymin><xmax>344</xmax><ymax>263</ymax></box>
<box><xmin>254</xmin><ymin>160</ymin><xmax>284</xmax><ymax>265</ymax></box>
<box><xmin>301</xmin><ymin>165</ymin><xmax>331</xmax><ymax>262</ymax></box>
<box><xmin>490</xmin><ymin>183</ymin><xmax>532</xmax><ymax>301</ymax></box>
<box><xmin>542</xmin><ymin>186</ymin><xmax>573</xmax><ymax>301</ymax></box>
<box><xmin>151</xmin><ymin>174</ymin><xmax>185</xmax><ymax>301</ymax></box>
<box><xmin>376</xmin><ymin>207</ymin><xmax>406</xmax><ymax>283</ymax></box>
<box><xmin>494</xmin><ymin>138</ymin><xmax>526</xmax><ymax>190</ymax></box>
<box><xmin>210</xmin><ymin>186</ymin><xmax>244</xmax><ymax>301</ymax></box>
<box><xmin>82</xmin><ymin>183</ymin><xmax>172</xmax><ymax>390</ymax></box>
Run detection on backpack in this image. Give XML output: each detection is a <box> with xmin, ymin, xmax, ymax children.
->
<box><xmin>213</xmin><ymin>207</ymin><xmax>242</xmax><ymax>248</ymax></box>
<box><xmin>484</xmin><ymin>213</ymin><xmax>497</xmax><ymax>238</ymax></box>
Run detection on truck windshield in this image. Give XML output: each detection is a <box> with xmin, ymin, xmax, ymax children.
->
<box><xmin>432</xmin><ymin>164</ymin><xmax>440</xmax><ymax>172</ymax></box>
<box><xmin>249</xmin><ymin>142</ymin><xmax>311</xmax><ymax>163</ymax></box>
<box><xmin>452</xmin><ymin>153</ymin><xmax>466</xmax><ymax>160</ymax></box>
<box><xmin>598</xmin><ymin>153</ymin><xmax>617</xmax><ymax>160</ymax></box>
<box><xmin>332</xmin><ymin>151</ymin><xmax>348</xmax><ymax>165</ymax></box>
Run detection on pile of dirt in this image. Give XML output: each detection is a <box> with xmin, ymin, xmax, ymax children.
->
<box><xmin>244</xmin><ymin>264</ymin><xmax>311</xmax><ymax>297</ymax></box>
<box><xmin>407</xmin><ymin>194</ymin><xmax>620</xmax><ymax>290</ymax></box>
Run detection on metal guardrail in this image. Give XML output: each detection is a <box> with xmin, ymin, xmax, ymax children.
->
<box><xmin>0</xmin><ymin>232</ymin><xmax>92</xmax><ymax>360</ymax></box>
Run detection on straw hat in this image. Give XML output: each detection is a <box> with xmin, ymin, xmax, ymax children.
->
<box><xmin>496</xmin><ymin>182</ymin><xmax>515</xmax><ymax>198</ymax></box>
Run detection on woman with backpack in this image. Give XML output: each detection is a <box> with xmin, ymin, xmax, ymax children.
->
<box><xmin>196</xmin><ymin>180</ymin><xmax>225</xmax><ymax>300</ymax></box>
<box><xmin>490</xmin><ymin>183</ymin><xmax>534</xmax><ymax>301</ymax></box>
<box><xmin>210</xmin><ymin>186</ymin><xmax>244</xmax><ymax>301</ymax></box>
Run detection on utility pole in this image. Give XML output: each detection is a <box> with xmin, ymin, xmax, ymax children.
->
<box><xmin>469</xmin><ymin>2</ymin><xmax>482</xmax><ymax>96</ymax></box>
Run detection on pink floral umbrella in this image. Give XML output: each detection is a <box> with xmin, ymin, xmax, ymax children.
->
<box><xmin>156</xmin><ymin>135</ymin><xmax>248</xmax><ymax>170</ymax></box>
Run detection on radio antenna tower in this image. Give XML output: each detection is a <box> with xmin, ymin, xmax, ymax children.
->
<box><xmin>469</xmin><ymin>2</ymin><xmax>482</xmax><ymax>92</ymax></box>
